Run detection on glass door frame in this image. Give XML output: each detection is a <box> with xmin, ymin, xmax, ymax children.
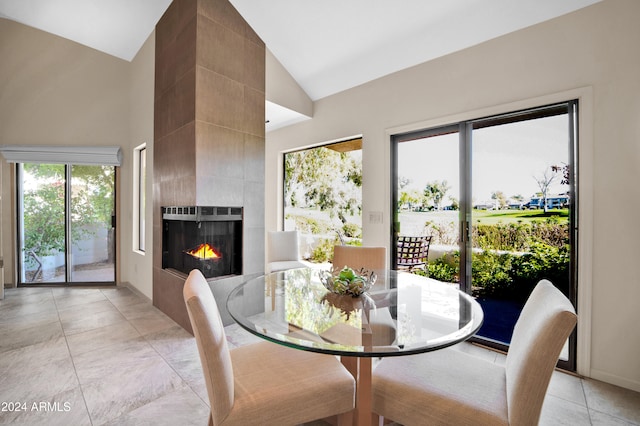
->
<box><xmin>390</xmin><ymin>101</ymin><xmax>578</xmax><ymax>371</ymax></box>
<box><xmin>16</xmin><ymin>163</ymin><xmax>117</xmax><ymax>286</ymax></box>
<box><xmin>390</xmin><ymin>123</ymin><xmax>462</xmax><ymax>271</ymax></box>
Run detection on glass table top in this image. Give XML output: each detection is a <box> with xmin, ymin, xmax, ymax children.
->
<box><xmin>227</xmin><ymin>268</ymin><xmax>484</xmax><ymax>357</ymax></box>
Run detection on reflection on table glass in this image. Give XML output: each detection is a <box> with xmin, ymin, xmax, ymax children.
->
<box><xmin>227</xmin><ymin>268</ymin><xmax>483</xmax><ymax>357</ymax></box>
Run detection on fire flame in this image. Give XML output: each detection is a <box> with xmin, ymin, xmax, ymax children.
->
<box><xmin>186</xmin><ymin>243</ymin><xmax>220</xmax><ymax>259</ymax></box>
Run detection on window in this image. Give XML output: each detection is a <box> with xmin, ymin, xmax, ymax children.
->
<box><xmin>283</xmin><ymin>138</ymin><xmax>363</xmax><ymax>263</ymax></box>
<box><xmin>392</xmin><ymin>101</ymin><xmax>578</xmax><ymax>370</ymax></box>
<box><xmin>133</xmin><ymin>144</ymin><xmax>146</xmax><ymax>253</ymax></box>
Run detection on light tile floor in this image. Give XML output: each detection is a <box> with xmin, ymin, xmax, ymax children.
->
<box><xmin>0</xmin><ymin>286</ymin><xmax>638</xmax><ymax>425</ymax></box>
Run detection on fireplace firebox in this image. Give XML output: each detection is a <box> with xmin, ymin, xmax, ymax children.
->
<box><xmin>162</xmin><ymin>206</ymin><xmax>242</xmax><ymax>279</ymax></box>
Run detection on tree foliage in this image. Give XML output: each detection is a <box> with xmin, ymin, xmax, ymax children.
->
<box><xmin>284</xmin><ymin>147</ymin><xmax>362</xmax><ymax>224</ymax></box>
<box><xmin>533</xmin><ymin>167</ymin><xmax>558</xmax><ymax>213</ymax></box>
<box><xmin>71</xmin><ymin>165</ymin><xmax>114</xmax><ymax>227</ymax></box>
<box><xmin>491</xmin><ymin>191</ymin><xmax>508</xmax><ymax>209</ymax></box>
<box><xmin>22</xmin><ymin>164</ymin><xmax>66</xmax><ymax>256</ymax></box>
<box><xmin>398</xmin><ymin>188</ymin><xmax>422</xmax><ymax>210</ymax></box>
<box><xmin>423</xmin><ymin>180</ymin><xmax>450</xmax><ymax>210</ymax></box>
<box><xmin>551</xmin><ymin>163</ymin><xmax>570</xmax><ymax>185</ymax></box>
<box><xmin>22</xmin><ymin>164</ymin><xmax>114</xmax><ymax>257</ymax></box>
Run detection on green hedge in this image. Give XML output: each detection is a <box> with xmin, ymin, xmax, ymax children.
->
<box><xmin>415</xmin><ymin>219</ymin><xmax>570</xmax><ymax>301</ymax></box>
<box><xmin>417</xmin><ymin>244</ymin><xmax>569</xmax><ymax>301</ymax></box>
<box><xmin>473</xmin><ymin>243</ymin><xmax>569</xmax><ymax>301</ymax></box>
<box><xmin>473</xmin><ymin>220</ymin><xmax>568</xmax><ymax>251</ymax></box>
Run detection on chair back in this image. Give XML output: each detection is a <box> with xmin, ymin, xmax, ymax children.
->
<box><xmin>397</xmin><ymin>236</ymin><xmax>431</xmax><ymax>268</ymax></box>
<box><xmin>505</xmin><ymin>279</ymin><xmax>577</xmax><ymax>426</ymax></box>
<box><xmin>183</xmin><ymin>269</ymin><xmax>235</xmax><ymax>426</ymax></box>
<box><xmin>267</xmin><ymin>230</ymin><xmax>301</xmax><ymax>262</ymax></box>
<box><xmin>333</xmin><ymin>245</ymin><xmax>386</xmax><ymax>271</ymax></box>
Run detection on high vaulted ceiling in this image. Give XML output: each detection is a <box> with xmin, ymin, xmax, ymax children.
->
<box><xmin>0</xmin><ymin>0</ymin><xmax>601</xmax><ymax>127</ymax></box>
<box><xmin>229</xmin><ymin>0</ymin><xmax>601</xmax><ymax>101</ymax></box>
<box><xmin>0</xmin><ymin>0</ymin><xmax>172</xmax><ymax>61</ymax></box>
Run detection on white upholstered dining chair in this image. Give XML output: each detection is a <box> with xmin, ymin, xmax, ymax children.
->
<box><xmin>372</xmin><ymin>279</ymin><xmax>577</xmax><ymax>426</ymax></box>
<box><xmin>183</xmin><ymin>269</ymin><xmax>356</xmax><ymax>426</ymax></box>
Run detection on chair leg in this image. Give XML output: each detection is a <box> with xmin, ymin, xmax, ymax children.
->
<box><xmin>372</xmin><ymin>413</ymin><xmax>383</xmax><ymax>426</ymax></box>
<box><xmin>373</xmin><ymin>414</ymin><xmax>396</xmax><ymax>426</ymax></box>
<box><xmin>341</xmin><ymin>356</ymin><xmax>358</xmax><ymax>378</ymax></box>
<box><xmin>337</xmin><ymin>410</ymin><xmax>354</xmax><ymax>426</ymax></box>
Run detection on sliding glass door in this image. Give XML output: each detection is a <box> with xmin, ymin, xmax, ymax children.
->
<box><xmin>18</xmin><ymin>163</ymin><xmax>116</xmax><ymax>284</ymax></box>
<box><xmin>392</xmin><ymin>101</ymin><xmax>577</xmax><ymax>370</ymax></box>
<box><xmin>393</xmin><ymin>125</ymin><xmax>462</xmax><ymax>270</ymax></box>
<box><xmin>19</xmin><ymin>164</ymin><xmax>67</xmax><ymax>283</ymax></box>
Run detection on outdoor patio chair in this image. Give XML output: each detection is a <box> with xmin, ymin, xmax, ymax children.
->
<box><xmin>396</xmin><ymin>235</ymin><xmax>432</xmax><ymax>272</ymax></box>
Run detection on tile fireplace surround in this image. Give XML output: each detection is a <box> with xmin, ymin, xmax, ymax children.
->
<box><xmin>152</xmin><ymin>0</ymin><xmax>265</xmax><ymax>333</ymax></box>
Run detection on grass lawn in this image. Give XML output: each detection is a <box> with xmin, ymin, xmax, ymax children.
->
<box><xmin>472</xmin><ymin>209</ymin><xmax>569</xmax><ymax>225</ymax></box>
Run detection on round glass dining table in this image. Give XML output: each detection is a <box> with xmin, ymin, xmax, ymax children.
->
<box><xmin>226</xmin><ymin>268</ymin><xmax>484</xmax><ymax>426</ymax></box>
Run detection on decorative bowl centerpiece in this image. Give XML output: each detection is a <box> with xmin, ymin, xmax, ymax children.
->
<box><xmin>320</xmin><ymin>266</ymin><xmax>376</xmax><ymax>297</ymax></box>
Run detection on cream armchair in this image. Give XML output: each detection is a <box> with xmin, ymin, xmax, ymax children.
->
<box><xmin>266</xmin><ymin>230</ymin><xmax>307</xmax><ymax>273</ymax></box>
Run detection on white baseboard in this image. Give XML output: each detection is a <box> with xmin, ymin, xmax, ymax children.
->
<box><xmin>589</xmin><ymin>368</ymin><xmax>640</xmax><ymax>393</ymax></box>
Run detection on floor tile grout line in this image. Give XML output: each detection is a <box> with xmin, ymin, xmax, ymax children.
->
<box><xmin>587</xmin><ymin>405</ymin><xmax>640</xmax><ymax>426</ymax></box>
<box><xmin>579</xmin><ymin>377</ymin><xmax>601</xmax><ymax>426</ymax></box>
<box><xmin>53</xmin><ymin>290</ymin><xmax>95</xmax><ymax>426</ymax></box>
<box><xmin>144</xmin><ymin>332</ymin><xmax>212</xmax><ymax>412</ymax></box>
<box><xmin>62</xmin><ymin>287</ymin><xmax>178</xmax><ymax>425</ymax></box>
<box><xmin>575</xmin><ymin>377</ymin><xmax>594</xmax><ymax>426</ymax></box>
<box><xmin>58</xmin><ymin>288</ymin><xmax>153</xmax><ymax>423</ymax></box>
<box><xmin>480</xmin><ymin>340</ymin><xmax>592</xmax><ymax>416</ymax></box>
<box><xmin>5</xmin><ymin>286</ymin><xmax>639</xmax><ymax>425</ymax></box>
<box><xmin>103</xmin><ymin>287</ymin><xmax>212</xmax><ymax>415</ymax></box>
<box><xmin>139</xmin><ymin>324</ymin><xmax>212</xmax><ymax>409</ymax></box>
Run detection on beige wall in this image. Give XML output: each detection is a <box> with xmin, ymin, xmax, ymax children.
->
<box><xmin>265</xmin><ymin>0</ymin><xmax>640</xmax><ymax>392</ymax></box>
<box><xmin>0</xmin><ymin>156</ymin><xmax>8</xmax><ymax>289</ymax></box>
<box><xmin>119</xmin><ymin>32</ymin><xmax>156</xmax><ymax>299</ymax></box>
<box><xmin>0</xmin><ymin>20</ymin><xmax>130</xmax><ymax>147</ymax></box>
<box><xmin>0</xmin><ymin>20</ymin><xmax>156</xmax><ymax>299</ymax></box>
<box><xmin>0</xmin><ymin>18</ymin><xmax>131</xmax><ymax>287</ymax></box>
<box><xmin>266</xmin><ymin>49</ymin><xmax>312</xmax><ymax>117</ymax></box>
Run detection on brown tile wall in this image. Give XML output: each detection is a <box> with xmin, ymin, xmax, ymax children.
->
<box><xmin>153</xmin><ymin>0</ymin><xmax>265</xmax><ymax>332</ymax></box>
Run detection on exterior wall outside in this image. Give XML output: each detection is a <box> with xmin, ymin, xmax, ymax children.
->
<box><xmin>265</xmin><ymin>0</ymin><xmax>640</xmax><ymax>392</ymax></box>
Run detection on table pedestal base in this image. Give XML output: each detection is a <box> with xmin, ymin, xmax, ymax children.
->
<box><xmin>342</xmin><ymin>356</ymin><xmax>376</xmax><ymax>426</ymax></box>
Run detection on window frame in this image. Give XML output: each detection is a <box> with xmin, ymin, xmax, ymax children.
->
<box><xmin>133</xmin><ymin>143</ymin><xmax>146</xmax><ymax>254</ymax></box>
<box><xmin>281</xmin><ymin>137</ymin><xmax>363</xmax><ymax>257</ymax></box>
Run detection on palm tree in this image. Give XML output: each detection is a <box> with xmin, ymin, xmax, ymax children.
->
<box><xmin>424</xmin><ymin>180</ymin><xmax>450</xmax><ymax>210</ymax></box>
